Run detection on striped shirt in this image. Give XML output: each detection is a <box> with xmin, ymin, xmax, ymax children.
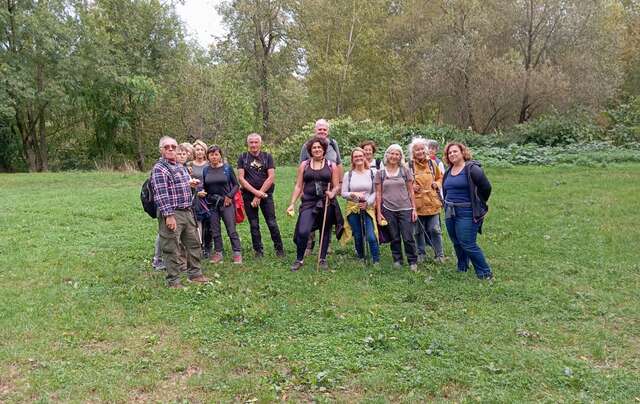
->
<box><xmin>151</xmin><ymin>158</ymin><xmax>192</xmax><ymax>217</ymax></box>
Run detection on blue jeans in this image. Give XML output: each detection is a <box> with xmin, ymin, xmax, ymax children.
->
<box><xmin>414</xmin><ymin>214</ymin><xmax>444</xmax><ymax>258</ymax></box>
<box><xmin>445</xmin><ymin>206</ymin><xmax>492</xmax><ymax>279</ymax></box>
<box><xmin>347</xmin><ymin>212</ymin><xmax>380</xmax><ymax>263</ymax></box>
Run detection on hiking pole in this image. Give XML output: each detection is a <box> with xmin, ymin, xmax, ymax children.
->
<box><xmin>316</xmin><ymin>194</ymin><xmax>331</xmax><ymax>272</ymax></box>
<box><xmin>360</xmin><ymin>209</ymin><xmax>370</xmax><ymax>266</ymax></box>
<box><xmin>415</xmin><ymin>215</ymin><xmax>435</xmax><ymax>256</ymax></box>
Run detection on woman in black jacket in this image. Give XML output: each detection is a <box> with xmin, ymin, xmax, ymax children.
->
<box><xmin>442</xmin><ymin>143</ymin><xmax>493</xmax><ymax>279</ymax></box>
<box><xmin>203</xmin><ymin>145</ymin><xmax>243</xmax><ymax>265</ymax></box>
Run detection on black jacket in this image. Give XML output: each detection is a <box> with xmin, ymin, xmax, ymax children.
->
<box><xmin>443</xmin><ymin>160</ymin><xmax>491</xmax><ymax>224</ymax></box>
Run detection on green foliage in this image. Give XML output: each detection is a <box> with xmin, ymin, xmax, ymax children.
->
<box><xmin>604</xmin><ymin>96</ymin><xmax>640</xmax><ymax>145</ymax></box>
<box><xmin>505</xmin><ymin>111</ymin><xmax>605</xmax><ymax>146</ymax></box>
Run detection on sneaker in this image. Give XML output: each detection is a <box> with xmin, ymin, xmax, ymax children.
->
<box><xmin>233</xmin><ymin>255</ymin><xmax>243</xmax><ymax>265</ymax></box>
<box><xmin>409</xmin><ymin>264</ymin><xmax>418</xmax><ymax>272</ymax></box>
<box><xmin>393</xmin><ymin>261</ymin><xmax>403</xmax><ymax>270</ymax></box>
<box><xmin>188</xmin><ymin>275</ymin><xmax>210</xmax><ymax>284</ymax></box>
<box><xmin>152</xmin><ymin>257</ymin><xmax>166</xmax><ymax>271</ymax></box>
<box><xmin>254</xmin><ymin>250</ymin><xmax>264</xmax><ymax>259</ymax></box>
<box><xmin>417</xmin><ymin>254</ymin><xmax>427</xmax><ymax>264</ymax></box>
<box><xmin>319</xmin><ymin>259</ymin><xmax>329</xmax><ymax>271</ymax></box>
<box><xmin>434</xmin><ymin>256</ymin><xmax>446</xmax><ymax>264</ymax></box>
<box><xmin>202</xmin><ymin>250</ymin><xmax>211</xmax><ymax>259</ymax></box>
<box><xmin>290</xmin><ymin>260</ymin><xmax>304</xmax><ymax>272</ymax></box>
<box><xmin>275</xmin><ymin>249</ymin><xmax>286</xmax><ymax>258</ymax></box>
<box><xmin>210</xmin><ymin>252</ymin><xmax>223</xmax><ymax>264</ymax></box>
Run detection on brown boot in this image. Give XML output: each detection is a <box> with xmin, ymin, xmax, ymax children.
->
<box><xmin>188</xmin><ymin>275</ymin><xmax>210</xmax><ymax>284</ymax></box>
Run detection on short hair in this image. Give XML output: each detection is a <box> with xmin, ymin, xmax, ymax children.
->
<box><xmin>247</xmin><ymin>133</ymin><xmax>262</xmax><ymax>143</ymax></box>
<box><xmin>426</xmin><ymin>139</ymin><xmax>439</xmax><ymax>150</ymax></box>
<box><xmin>315</xmin><ymin>119</ymin><xmax>329</xmax><ymax>129</ymax></box>
<box><xmin>178</xmin><ymin>142</ymin><xmax>194</xmax><ymax>155</ymax></box>
<box><xmin>192</xmin><ymin>139</ymin><xmax>208</xmax><ymax>151</ymax></box>
<box><xmin>350</xmin><ymin>147</ymin><xmax>370</xmax><ymax>170</ymax></box>
<box><xmin>359</xmin><ymin>140</ymin><xmax>377</xmax><ymax>154</ymax></box>
<box><xmin>306</xmin><ymin>136</ymin><xmax>329</xmax><ymax>156</ymax></box>
<box><xmin>383</xmin><ymin>144</ymin><xmax>406</xmax><ymax>166</ymax></box>
<box><xmin>207</xmin><ymin>145</ymin><xmax>223</xmax><ymax>157</ymax></box>
<box><xmin>443</xmin><ymin>142</ymin><xmax>472</xmax><ymax>166</ymax></box>
<box><xmin>158</xmin><ymin>136</ymin><xmax>176</xmax><ymax>151</ymax></box>
<box><xmin>408</xmin><ymin>137</ymin><xmax>428</xmax><ymax>158</ymax></box>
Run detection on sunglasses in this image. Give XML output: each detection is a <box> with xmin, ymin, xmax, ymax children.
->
<box><xmin>163</xmin><ymin>144</ymin><xmax>177</xmax><ymax>150</ymax></box>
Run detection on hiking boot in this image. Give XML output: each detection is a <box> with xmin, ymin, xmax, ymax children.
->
<box><xmin>409</xmin><ymin>264</ymin><xmax>418</xmax><ymax>272</ymax></box>
<box><xmin>210</xmin><ymin>252</ymin><xmax>223</xmax><ymax>264</ymax></box>
<box><xmin>434</xmin><ymin>256</ymin><xmax>446</xmax><ymax>264</ymax></box>
<box><xmin>188</xmin><ymin>275</ymin><xmax>210</xmax><ymax>284</ymax></box>
<box><xmin>152</xmin><ymin>257</ymin><xmax>166</xmax><ymax>271</ymax></box>
<box><xmin>319</xmin><ymin>259</ymin><xmax>329</xmax><ymax>271</ymax></box>
<box><xmin>393</xmin><ymin>261</ymin><xmax>403</xmax><ymax>270</ymax></box>
<box><xmin>417</xmin><ymin>254</ymin><xmax>427</xmax><ymax>264</ymax></box>
<box><xmin>275</xmin><ymin>249</ymin><xmax>285</xmax><ymax>258</ymax></box>
<box><xmin>254</xmin><ymin>250</ymin><xmax>264</xmax><ymax>259</ymax></box>
<box><xmin>233</xmin><ymin>254</ymin><xmax>243</xmax><ymax>265</ymax></box>
<box><xmin>202</xmin><ymin>250</ymin><xmax>211</xmax><ymax>259</ymax></box>
<box><xmin>290</xmin><ymin>260</ymin><xmax>304</xmax><ymax>272</ymax></box>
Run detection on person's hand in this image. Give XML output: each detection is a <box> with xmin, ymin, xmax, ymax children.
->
<box><xmin>413</xmin><ymin>184</ymin><xmax>421</xmax><ymax>193</ymax></box>
<box><xmin>351</xmin><ymin>192</ymin><xmax>365</xmax><ymax>201</ymax></box>
<box><xmin>431</xmin><ymin>182</ymin><xmax>439</xmax><ymax>190</ymax></box>
<box><xmin>377</xmin><ymin>213</ymin><xmax>386</xmax><ymax>224</ymax></box>
<box><xmin>223</xmin><ymin>196</ymin><xmax>232</xmax><ymax>207</ymax></box>
<box><xmin>357</xmin><ymin>201</ymin><xmax>367</xmax><ymax>210</ymax></box>
<box><xmin>189</xmin><ymin>178</ymin><xmax>200</xmax><ymax>188</ymax></box>
<box><xmin>411</xmin><ymin>209</ymin><xmax>417</xmax><ymax>222</ymax></box>
<box><xmin>251</xmin><ymin>196</ymin><xmax>261</xmax><ymax>208</ymax></box>
<box><xmin>286</xmin><ymin>204</ymin><xmax>295</xmax><ymax>217</ymax></box>
<box><xmin>325</xmin><ymin>189</ymin><xmax>336</xmax><ymax>199</ymax></box>
<box><xmin>259</xmin><ymin>191</ymin><xmax>268</xmax><ymax>199</ymax></box>
<box><xmin>197</xmin><ymin>190</ymin><xmax>207</xmax><ymax>198</ymax></box>
<box><xmin>165</xmin><ymin>215</ymin><xmax>177</xmax><ymax>231</ymax></box>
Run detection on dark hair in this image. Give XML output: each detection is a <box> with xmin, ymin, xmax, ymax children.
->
<box><xmin>207</xmin><ymin>145</ymin><xmax>223</xmax><ymax>157</ymax></box>
<box><xmin>306</xmin><ymin>136</ymin><xmax>329</xmax><ymax>156</ymax></box>
<box><xmin>443</xmin><ymin>142</ymin><xmax>472</xmax><ymax>166</ymax></box>
<box><xmin>360</xmin><ymin>140</ymin><xmax>377</xmax><ymax>154</ymax></box>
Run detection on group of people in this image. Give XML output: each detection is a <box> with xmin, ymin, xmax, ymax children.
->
<box><xmin>150</xmin><ymin>119</ymin><xmax>493</xmax><ymax>288</ymax></box>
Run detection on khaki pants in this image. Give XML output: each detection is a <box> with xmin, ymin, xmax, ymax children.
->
<box><xmin>158</xmin><ymin>209</ymin><xmax>203</xmax><ymax>285</ymax></box>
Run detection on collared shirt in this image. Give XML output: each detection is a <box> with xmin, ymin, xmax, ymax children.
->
<box><xmin>151</xmin><ymin>158</ymin><xmax>192</xmax><ymax>217</ymax></box>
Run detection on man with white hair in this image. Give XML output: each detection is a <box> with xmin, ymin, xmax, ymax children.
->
<box><xmin>298</xmin><ymin>119</ymin><xmax>344</xmax><ymax>256</ymax></box>
<box><xmin>237</xmin><ymin>133</ymin><xmax>285</xmax><ymax>258</ymax></box>
<box><xmin>151</xmin><ymin>136</ymin><xmax>209</xmax><ymax>288</ymax></box>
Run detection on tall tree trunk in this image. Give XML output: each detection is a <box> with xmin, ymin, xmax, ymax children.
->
<box><xmin>14</xmin><ymin>110</ymin><xmax>39</xmax><ymax>172</ymax></box>
<box><xmin>135</xmin><ymin>118</ymin><xmax>145</xmax><ymax>171</ymax></box>
<box><xmin>35</xmin><ymin>62</ymin><xmax>47</xmax><ymax>171</ymax></box>
<box><xmin>259</xmin><ymin>57</ymin><xmax>270</xmax><ymax>135</ymax></box>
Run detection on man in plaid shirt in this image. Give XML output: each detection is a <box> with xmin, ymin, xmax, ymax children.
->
<box><xmin>152</xmin><ymin>136</ymin><xmax>209</xmax><ymax>288</ymax></box>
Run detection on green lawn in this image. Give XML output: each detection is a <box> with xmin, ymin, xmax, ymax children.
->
<box><xmin>0</xmin><ymin>165</ymin><xmax>639</xmax><ymax>402</ymax></box>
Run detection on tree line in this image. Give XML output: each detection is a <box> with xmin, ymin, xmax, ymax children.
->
<box><xmin>1</xmin><ymin>0</ymin><xmax>639</xmax><ymax>172</ymax></box>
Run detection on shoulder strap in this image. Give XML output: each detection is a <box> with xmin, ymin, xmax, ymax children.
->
<box><xmin>370</xmin><ymin>169</ymin><xmax>375</xmax><ymax>194</ymax></box>
<box><xmin>223</xmin><ymin>164</ymin><xmax>231</xmax><ymax>181</ymax></box>
<box><xmin>348</xmin><ymin>170</ymin><xmax>353</xmax><ymax>192</ymax></box>
<box><xmin>203</xmin><ymin>164</ymin><xmax>209</xmax><ymax>180</ymax></box>
<box><xmin>427</xmin><ymin>159</ymin><xmax>436</xmax><ymax>177</ymax></box>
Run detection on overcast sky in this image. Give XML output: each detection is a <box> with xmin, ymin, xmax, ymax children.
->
<box><xmin>175</xmin><ymin>0</ymin><xmax>226</xmax><ymax>48</ymax></box>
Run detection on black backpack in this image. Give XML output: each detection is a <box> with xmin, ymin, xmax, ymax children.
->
<box><xmin>141</xmin><ymin>160</ymin><xmax>173</xmax><ymax>219</ymax></box>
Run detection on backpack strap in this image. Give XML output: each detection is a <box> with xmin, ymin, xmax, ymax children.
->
<box><xmin>369</xmin><ymin>168</ymin><xmax>375</xmax><ymax>194</ymax></box>
<box><xmin>348</xmin><ymin>170</ymin><xmax>353</xmax><ymax>193</ymax></box>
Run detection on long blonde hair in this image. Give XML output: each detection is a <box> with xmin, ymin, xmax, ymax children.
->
<box><xmin>350</xmin><ymin>147</ymin><xmax>370</xmax><ymax>170</ymax></box>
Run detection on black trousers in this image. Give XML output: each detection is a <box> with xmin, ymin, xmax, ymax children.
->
<box><xmin>383</xmin><ymin>207</ymin><xmax>417</xmax><ymax>265</ymax></box>
<box><xmin>242</xmin><ymin>191</ymin><xmax>284</xmax><ymax>253</ymax></box>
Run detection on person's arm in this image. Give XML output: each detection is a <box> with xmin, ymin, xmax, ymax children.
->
<box><xmin>287</xmin><ymin>162</ymin><xmax>305</xmax><ymax>214</ymax></box>
<box><xmin>259</xmin><ymin>167</ymin><xmax>275</xmax><ymax>197</ymax></box>
<box><xmin>470</xmin><ymin>165</ymin><xmax>492</xmax><ymax>201</ymax></box>
<box><xmin>340</xmin><ymin>172</ymin><xmax>351</xmax><ymax>200</ymax></box>
<box><xmin>327</xmin><ymin>164</ymin><xmax>340</xmax><ymax>199</ymax></box>
<box><xmin>366</xmin><ymin>187</ymin><xmax>376</xmax><ymax>207</ymax></box>
<box><xmin>406</xmin><ymin>177</ymin><xmax>417</xmax><ymax>222</ymax></box>
<box><xmin>375</xmin><ymin>172</ymin><xmax>385</xmax><ymax>223</ymax></box>
<box><xmin>434</xmin><ymin>162</ymin><xmax>444</xmax><ymax>189</ymax></box>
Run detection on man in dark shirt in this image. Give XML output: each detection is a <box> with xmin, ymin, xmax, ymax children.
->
<box><xmin>151</xmin><ymin>136</ymin><xmax>209</xmax><ymax>288</ymax></box>
<box><xmin>237</xmin><ymin>133</ymin><xmax>285</xmax><ymax>258</ymax></box>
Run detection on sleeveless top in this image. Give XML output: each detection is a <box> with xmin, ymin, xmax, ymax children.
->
<box><xmin>300</xmin><ymin>160</ymin><xmax>332</xmax><ymax>210</ymax></box>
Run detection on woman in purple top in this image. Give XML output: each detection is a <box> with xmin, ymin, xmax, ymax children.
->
<box><xmin>442</xmin><ymin>143</ymin><xmax>493</xmax><ymax>279</ymax></box>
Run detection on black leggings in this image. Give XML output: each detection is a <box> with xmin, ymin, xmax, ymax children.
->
<box><xmin>294</xmin><ymin>206</ymin><xmax>333</xmax><ymax>261</ymax></box>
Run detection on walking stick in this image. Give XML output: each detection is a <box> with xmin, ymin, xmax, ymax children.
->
<box><xmin>360</xmin><ymin>209</ymin><xmax>370</xmax><ymax>266</ymax></box>
<box><xmin>316</xmin><ymin>194</ymin><xmax>330</xmax><ymax>272</ymax></box>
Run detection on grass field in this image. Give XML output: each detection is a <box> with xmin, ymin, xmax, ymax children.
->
<box><xmin>0</xmin><ymin>165</ymin><xmax>639</xmax><ymax>402</ymax></box>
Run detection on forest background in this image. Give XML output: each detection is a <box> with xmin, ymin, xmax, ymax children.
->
<box><xmin>1</xmin><ymin>0</ymin><xmax>640</xmax><ymax>173</ymax></box>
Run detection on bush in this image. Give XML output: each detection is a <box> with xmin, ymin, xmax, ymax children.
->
<box><xmin>505</xmin><ymin>111</ymin><xmax>605</xmax><ymax>146</ymax></box>
<box><xmin>604</xmin><ymin>96</ymin><xmax>640</xmax><ymax>145</ymax></box>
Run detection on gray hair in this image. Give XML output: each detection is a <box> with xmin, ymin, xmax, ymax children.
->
<box><xmin>158</xmin><ymin>136</ymin><xmax>176</xmax><ymax>151</ymax></box>
<box><xmin>315</xmin><ymin>118</ymin><xmax>330</xmax><ymax>129</ymax></box>
<box><xmin>247</xmin><ymin>133</ymin><xmax>262</xmax><ymax>142</ymax></box>
<box><xmin>426</xmin><ymin>139</ymin><xmax>440</xmax><ymax>150</ymax></box>
<box><xmin>408</xmin><ymin>137</ymin><xmax>429</xmax><ymax>158</ymax></box>
<box><xmin>383</xmin><ymin>144</ymin><xmax>406</xmax><ymax>166</ymax></box>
